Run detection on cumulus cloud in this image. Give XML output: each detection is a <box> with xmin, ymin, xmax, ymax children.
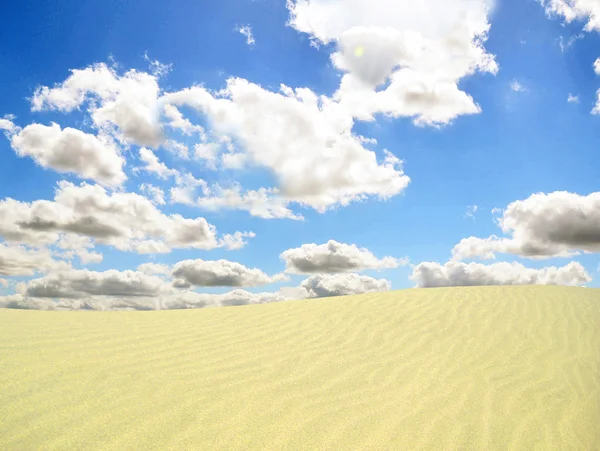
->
<box><xmin>163</xmin><ymin>104</ymin><xmax>205</xmax><ymax>137</ymax></box>
<box><xmin>0</xmin><ymin>118</ymin><xmax>17</xmax><ymax>134</ymax></box>
<box><xmin>595</xmin><ymin>57</ymin><xmax>600</xmax><ymax>74</ymax></box>
<box><xmin>567</xmin><ymin>93</ymin><xmax>580</xmax><ymax>103</ymax></box>
<box><xmin>195</xmin><ymin>184</ymin><xmax>303</xmax><ymax>220</ymax></box>
<box><xmin>452</xmin><ymin>191</ymin><xmax>600</xmax><ymax>260</ymax></box>
<box><xmin>10</xmin><ymin>123</ymin><xmax>126</xmax><ymax>186</ymax></box>
<box><xmin>139</xmin><ymin>183</ymin><xmax>166</xmax><ymax>205</ymax></box>
<box><xmin>297</xmin><ymin>273</ymin><xmax>391</xmax><ymax>298</ymax></box>
<box><xmin>171</xmin><ymin>259</ymin><xmax>287</xmax><ymax>288</ymax></box>
<box><xmin>288</xmin><ymin>0</ymin><xmax>498</xmax><ymax>125</ymax></box>
<box><xmin>163</xmin><ymin>79</ymin><xmax>410</xmax><ymax>212</ymax></box>
<box><xmin>0</xmin><ymin>181</ymin><xmax>254</xmax><ymax>253</ymax></box>
<box><xmin>137</xmin><ymin>263</ymin><xmax>171</xmax><ymax>275</ymax></box>
<box><xmin>0</xmin><ymin>243</ymin><xmax>70</xmax><ymax>276</ymax></box>
<box><xmin>281</xmin><ymin>240</ymin><xmax>405</xmax><ymax>274</ymax></box>
<box><xmin>540</xmin><ymin>0</ymin><xmax>600</xmax><ymax>32</ymax></box>
<box><xmin>24</xmin><ymin>269</ymin><xmax>168</xmax><ymax>299</ymax></box>
<box><xmin>237</xmin><ymin>25</ymin><xmax>256</xmax><ymax>46</ymax></box>
<box><xmin>411</xmin><ymin>260</ymin><xmax>591</xmax><ymax>287</ymax></box>
<box><xmin>0</xmin><ymin>266</ymin><xmax>391</xmax><ymax>311</ymax></box>
<box><xmin>164</xmin><ymin>140</ymin><xmax>190</xmax><ymax>160</ymax></box>
<box><xmin>31</xmin><ymin>63</ymin><xmax>164</xmax><ymax>147</ymax></box>
<box><xmin>135</xmin><ymin>147</ymin><xmax>179</xmax><ymax>179</ymax></box>
<box><xmin>56</xmin><ymin>234</ymin><xmax>103</xmax><ymax>265</ymax></box>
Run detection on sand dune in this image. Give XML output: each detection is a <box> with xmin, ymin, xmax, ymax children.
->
<box><xmin>1</xmin><ymin>285</ymin><xmax>599</xmax><ymax>450</ymax></box>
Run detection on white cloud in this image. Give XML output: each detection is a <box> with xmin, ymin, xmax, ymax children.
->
<box><xmin>10</xmin><ymin>123</ymin><xmax>126</xmax><ymax>186</ymax></box>
<box><xmin>567</xmin><ymin>93</ymin><xmax>580</xmax><ymax>103</ymax></box>
<box><xmin>465</xmin><ymin>205</ymin><xmax>478</xmax><ymax>219</ymax></box>
<box><xmin>510</xmin><ymin>80</ymin><xmax>526</xmax><ymax>92</ymax></box>
<box><xmin>452</xmin><ymin>191</ymin><xmax>600</xmax><ymax>260</ymax></box>
<box><xmin>558</xmin><ymin>33</ymin><xmax>584</xmax><ymax>52</ymax></box>
<box><xmin>195</xmin><ymin>184</ymin><xmax>304</xmax><ymax>220</ymax></box>
<box><xmin>288</xmin><ymin>0</ymin><xmax>498</xmax><ymax>125</ymax></box>
<box><xmin>171</xmin><ymin>259</ymin><xmax>287</xmax><ymax>288</ymax></box>
<box><xmin>237</xmin><ymin>25</ymin><xmax>256</xmax><ymax>46</ymax></box>
<box><xmin>540</xmin><ymin>0</ymin><xmax>600</xmax><ymax>32</ymax></box>
<box><xmin>163</xmin><ymin>104</ymin><xmax>205</xmax><ymax>137</ymax></box>
<box><xmin>163</xmin><ymin>79</ymin><xmax>410</xmax><ymax>212</ymax></box>
<box><xmin>411</xmin><ymin>260</ymin><xmax>591</xmax><ymax>287</ymax></box>
<box><xmin>0</xmin><ymin>243</ymin><xmax>70</xmax><ymax>276</ymax></box>
<box><xmin>194</xmin><ymin>142</ymin><xmax>220</xmax><ymax>169</ymax></box>
<box><xmin>164</xmin><ymin>140</ymin><xmax>190</xmax><ymax>160</ymax></box>
<box><xmin>281</xmin><ymin>240</ymin><xmax>405</xmax><ymax>274</ymax></box>
<box><xmin>24</xmin><ymin>269</ymin><xmax>169</xmax><ymax>299</ymax></box>
<box><xmin>0</xmin><ymin>268</ymin><xmax>389</xmax><ymax>310</ymax></box>
<box><xmin>169</xmin><ymin>173</ymin><xmax>208</xmax><ymax>206</ymax></box>
<box><xmin>594</xmin><ymin>57</ymin><xmax>600</xmax><ymax>74</ymax></box>
<box><xmin>0</xmin><ymin>118</ymin><xmax>17</xmax><ymax>134</ymax></box>
<box><xmin>143</xmin><ymin>52</ymin><xmax>172</xmax><ymax>78</ymax></box>
<box><xmin>136</xmin><ymin>147</ymin><xmax>179</xmax><ymax>179</ymax></box>
<box><xmin>137</xmin><ymin>263</ymin><xmax>171</xmax><ymax>275</ymax></box>
<box><xmin>56</xmin><ymin>234</ymin><xmax>103</xmax><ymax>265</ymax></box>
<box><xmin>0</xmin><ymin>181</ymin><xmax>254</xmax><ymax>253</ymax></box>
<box><xmin>297</xmin><ymin>273</ymin><xmax>391</xmax><ymax>297</ymax></box>
<box><xmin>31</xmin><ymin>63</ymin><xmax>164</xmax><ymax>147</ymax></box>
<box><xmin>140</xmin><ymin>183</ymin><xmax>166</xmax><ymax>205</ymax></box>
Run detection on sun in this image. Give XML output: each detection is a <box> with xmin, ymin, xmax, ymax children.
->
<box><xmin>354</xmin><ymin>46</ymin><xmax>365</xmax><ymax>58</ymax></box>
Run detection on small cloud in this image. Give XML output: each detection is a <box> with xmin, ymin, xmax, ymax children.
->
<box><xmin>464</xmin><ymin>205</ymin><xmax>478</xmax><ymax>220</ymax></box>
<box><xmin>510</xmin><ymin>80</ymin><xmax>527</xmax><ymax>93</ymax></box>
<box><xmin>567</xmin><ymin>93</ymin><xmax>580</xmax><ymax>103</ymax></box>
<box><xmin>237</xmin><ymin>25</ymin><xmax>256</xmax><ymax>46</ymax></box>
<box><xmin>143</xmin><ymin>51</ymin><xmax>172</xmax><ymax>78</ymax></box>
<box><xmin>594</xmin><ymin>58</ymin><xmax>600</xmax><ymax>75</ymax></box>
<box><xmin>559</xmin><ymin>34</ymin><xmax>584</xmax><ymax>53</ymax></box>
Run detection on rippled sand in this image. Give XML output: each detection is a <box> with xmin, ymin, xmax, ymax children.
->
<box><xmin>1</xmin><ymin>285</ymin><xmax>599</xmax><ymax>450</ymax></box>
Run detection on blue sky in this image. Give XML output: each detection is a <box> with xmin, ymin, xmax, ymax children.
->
<box><xmin>1</xmin><ymin>0</ymin><xmax>600</xmax><ymax>309</ymax></box>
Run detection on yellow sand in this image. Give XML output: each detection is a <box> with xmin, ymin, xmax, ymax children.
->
<box><xmin>1</xmin><ymin>285</ymin><xmax>599</xmax><ymax>450</ymax></box>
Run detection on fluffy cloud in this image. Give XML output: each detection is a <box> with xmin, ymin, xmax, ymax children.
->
<box><xmin>163</xmin><ymin>79</ymin><xmax>410</xmax><ymax>212</ymax></box>
<box><xmin>24</xmin><ymin>269</ymin><xmax>168</xmax><ymax>299</ymax></box>
<box><xmin>195</xmin><ymin>184</ymin><xmax>303</xmax><ymax>220</ymax></box>
<box><xmin>0</xmin><ymin>265</ymin><xmax>390</xmax><ymax>310</ymax></box>
<box><xmin>288</xmin><ymin>0</ymin><xmax>498</xmax><ymax>125</ymax></box>
<box><xmin>411</xmin><ymin>260</ymin><xmax>591</xmax><ymax>288</ymax></box>
<box><xmin>452</xmin><ymin>191</ymin><xmax>600</xmax><ymax>260</ymax></box>
<box><xmin>139</xmin><ymin>183</ymin><xmax>166</xmax><ymax>205</ymax></box>
<box><xmin>163</xmin><ymin>104</ymin><xmax>205</xmax><ymax>137</ymax></box>
<box><xmin>31</xmin><ymin>63</ymin><xmax>164</xmax><ymax>147</ymax></box>
<box><xmin>10</xmin><ymin>123</ymin><xmax>126</xmax><ymax>186</ymax></box>
<box><xmin>0</xmin><ymin>243</ymin><xmax>70</xmax><ymax>276</ymax></box>
<box><xmin>137</xmin><ymin>263</ymin><xmax>171</xmax><ymax>275</ymax></box>
<box><xmin>237</xmin><ymin>25</ymin><xmax>256</xmax><ymax>46</ymax></box>
<box><xmin>56</xmin><ymin>234</ymin><xmax>103</xmax><ymax>265</ymax></box>
<box><xmin>136</xmin><ymin>147</ymin><xmax>179</xmax><ymax>179</ymax></box>
<box><xmin>281</xmin><ymin>240</ymin><xmax>405</xmax><ymax>274</ymax></box>
<box><xmin>540</xmin><ymin>0</ymin><xmax>600</xmax><ymax>32</ymax></box>
<box><xmin>297</xmin><ymin>273</ymin><xmax>391</xmax><ymax>297</ymax></box>
<box><xmin>171</xmin><ymin>259</ymin><xmax>287</xmax><ymax>288</ymax></box>
<box><xmin>595</xmin><ymin>57</ymin><xmax>600</xmax><ymax>74</ymax></box>
<box><xmin>0</xmin><ymin>181</ymin><xmax>253</xmax><ymax>253</ymax></box>
<box><xmin>0</xmin><ymin>118</ymin><xmax>17</xmax><ymax>134</ymax></box>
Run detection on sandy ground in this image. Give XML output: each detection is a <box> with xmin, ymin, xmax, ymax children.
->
<box><xmin>1</xmin><ymin>285</ymin><xmax>599</xmax><ymax>450</ymax></box>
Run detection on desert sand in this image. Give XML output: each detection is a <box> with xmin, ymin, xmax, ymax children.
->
<box><xmin>1</xmin><ymin>285</ymin><xmax>599</xmax><ymax>450</ymax></box>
